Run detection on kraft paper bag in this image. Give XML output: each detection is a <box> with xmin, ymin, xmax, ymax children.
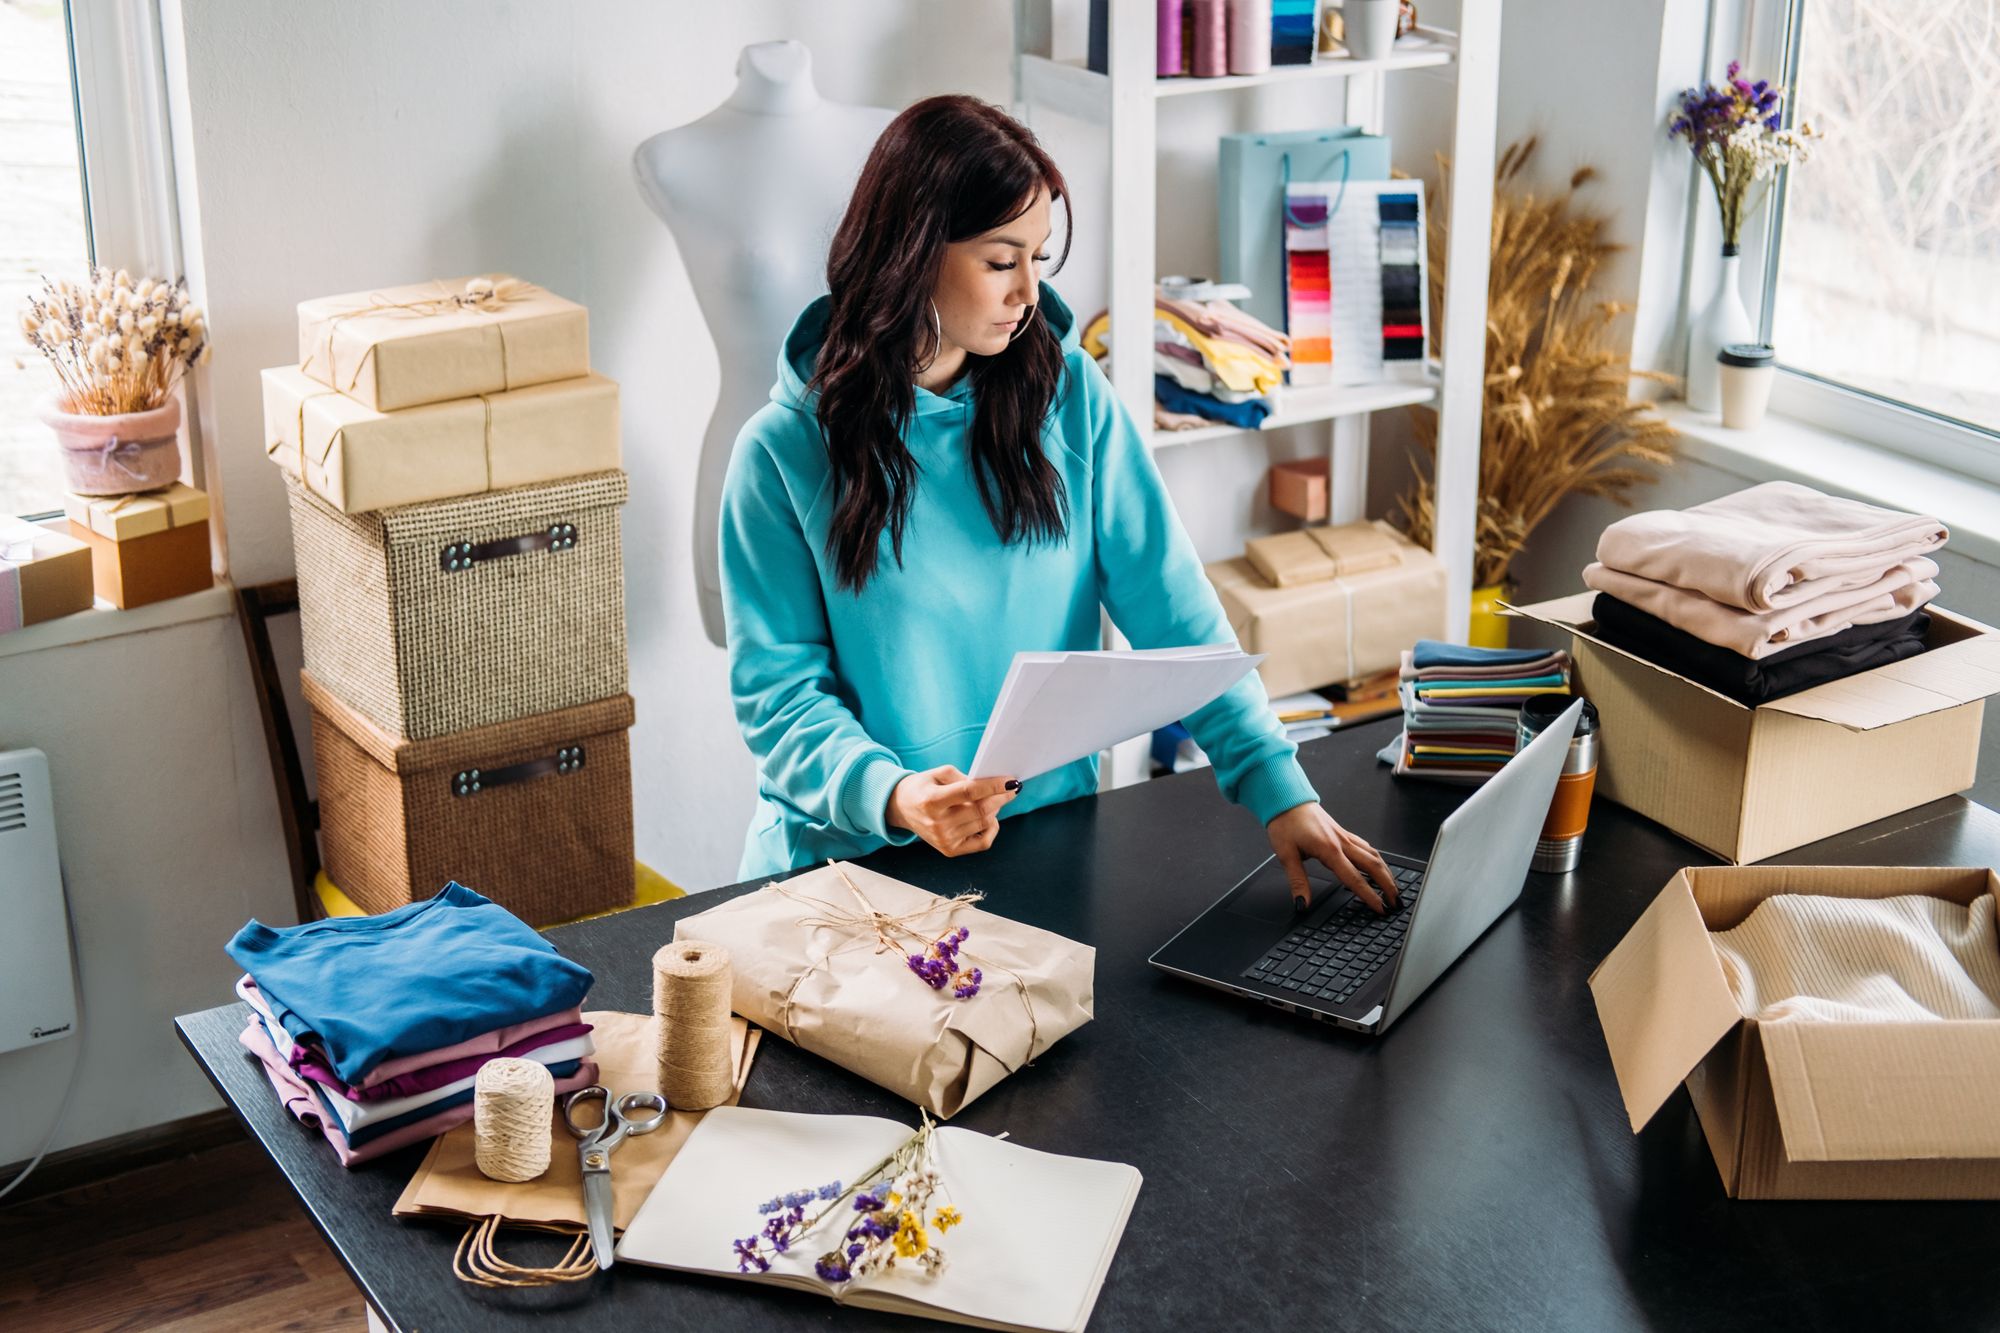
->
<box><xmin>393</xmin><ymin>1010</ymin><xmax>759</xmax><ymax>1232</ymax></box>
<box><xmin>675</xmin><ymin>861</ymin><xmax>1097</xmax><ymax>1119</ymax></box>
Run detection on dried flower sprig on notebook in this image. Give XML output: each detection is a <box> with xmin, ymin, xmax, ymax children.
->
<box><xmin>732</xmin><ymin>1113</ymin><xmax>963</xmax><ymax>1286</ymax></box>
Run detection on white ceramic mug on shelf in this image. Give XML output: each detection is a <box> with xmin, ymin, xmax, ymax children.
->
<box><xmin>1342</xmin><ymin>0</ymin><xmax>1400</xmax><ymax>60</ymax></box>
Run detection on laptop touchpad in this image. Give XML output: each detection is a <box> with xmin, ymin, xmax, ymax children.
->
<box><xmin>1222</xmin><ymin>860</ymin><xmax>1344</xmax><ymax>924</ymax></box>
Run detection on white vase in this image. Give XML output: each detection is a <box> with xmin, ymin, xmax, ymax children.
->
<box><xmin>1686</xmin><ymin>250</ymin><xmax>1754</xmax><ymax>413</ymax></box>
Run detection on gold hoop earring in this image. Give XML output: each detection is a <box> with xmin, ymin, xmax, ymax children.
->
<box><xmin>915</xmin><ymin>299</ymin><xmax>943</xmax><ymax>374</ymax></box>
<box><xmin>1007</xmin><ymin>304</ymin><xmax>1039</xmax><ymax>343</ymax></box>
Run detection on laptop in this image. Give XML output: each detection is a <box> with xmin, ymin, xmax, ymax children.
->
<box><xmin>1149</xmin><ymin>698</ymin><xmax>1583</xmax><ymax>1035</ymax></box>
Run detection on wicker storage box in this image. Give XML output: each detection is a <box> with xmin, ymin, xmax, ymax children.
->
<box><xmin>304</xmin><ymin>669</ymin><xmax>634</xmax><ymax>925</ymax></box>
<box><xmin>288</xmin><ymin>469</ymin><xmax>628</xmax><ymax>740</ymax></box>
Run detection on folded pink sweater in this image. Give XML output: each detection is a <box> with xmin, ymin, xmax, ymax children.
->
<box><xmin>1595</xmin><ymin>481</ymin><xmax>1947</xmax><ymax>613</ymax></box>
<box><xmin>1583</xmin><ymin>558</ymin><xmax>1938</xmax><ymax>659</ymax></box>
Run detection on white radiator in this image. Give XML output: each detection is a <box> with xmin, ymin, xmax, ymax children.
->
<box><xmin>0</xmin><ymin>748</ymin><xmax>77</xmax><ymax>1055</ymax></box>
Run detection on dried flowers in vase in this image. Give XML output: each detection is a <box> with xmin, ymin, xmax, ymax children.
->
<box><xmin>1669</xmin><ymin>60</ymin><xmax>1819</xmax><ymax>253</ymax></box>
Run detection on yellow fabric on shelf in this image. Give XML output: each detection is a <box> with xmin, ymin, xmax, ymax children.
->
<box><xmin>1079</xmin><ymin>308</ymin><xmax>1285</xmax><ymax>395</ymax></box>
<box><xmin>313</xmin><ymin>862</ymin><xmax>683</xmax><ymax>923</ymax></box>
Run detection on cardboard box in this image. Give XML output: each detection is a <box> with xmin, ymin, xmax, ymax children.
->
<box><xmin>1591</xmin><ymin>864</ymin><xmax>2000</xmax><ymax>1199</ymax></box>
<box><xmin>0</xmin><ymin>517</ymin><xmax>94</xmax><ymax>631</ymax></box>
<box><xmin>297</xmin><ymin>275</ymin><xmax>590</xmax><ymax>412</ymax></box>
<box><xmin>262</xmin><ymin>364</ymin><xmax>621</xmax><ymax>515</ymax></box>
<box><xmin>1268</xmin><ymin>457</ymin><xmax>1329</xmax><ymax>521</ymax></box>
<box><xmin>64</xmin><ymin>482</ymin><xmax>207</xmax><ymax>542</ymax></box>
<box><xmin>1208</xmin><ymin>521</ymin><xmax>1446</xmax><ymax>696</ymax></box>
<box><xmin>1510</xmin><ymin>593</ymin><xmax>2000</xmax><ymax>864</ymax></box>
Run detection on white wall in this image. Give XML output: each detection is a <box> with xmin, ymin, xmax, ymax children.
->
<box><xmin>15</xmin><ymin>0</ymin><xmax>1983</xmax><ymax>1166</ymax></box>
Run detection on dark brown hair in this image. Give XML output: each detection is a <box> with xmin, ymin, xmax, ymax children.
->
<box><xmin>813</xmin><ymin>95</ymin><xmax>1074</xmax><ymax>592</ymax></box>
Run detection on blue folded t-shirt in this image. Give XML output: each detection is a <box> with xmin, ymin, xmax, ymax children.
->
<box><xmin>1410</xmin><ymin>639</ymin><xmax>1560</xmax><ymax>670</ymax></box>
<box><xmin>226</xmin><ymin>882</ymin><xmax>593</xmax><ymax>1084</ymax></box>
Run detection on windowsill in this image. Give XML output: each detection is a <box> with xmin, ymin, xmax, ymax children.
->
<box><xmin>1658</xmin><ymin>402</ymin><xmax>2000</xmax><ymax>571</ymax></box>
<box><xmin>0</xmin><ymin>580</ymin><xmax>235</xmax><ymax>662</ymax></box>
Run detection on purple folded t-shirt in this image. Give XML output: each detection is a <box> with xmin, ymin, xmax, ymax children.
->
<box><xmin>296</xmin><ymin>1021</ymin><xmax>594</xmax><ymax>1103</ymax></box>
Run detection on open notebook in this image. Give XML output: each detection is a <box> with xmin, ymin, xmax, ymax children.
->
<box><xmin>616</xmin><ymin>1107</ymin><xmax>1143</xmax><ymax>1332</ymax></box>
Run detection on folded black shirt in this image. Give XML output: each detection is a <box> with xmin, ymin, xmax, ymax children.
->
<box><xmin>1590</xmin><ymin>594</ymin><xmax>1932</xmax><ymax>706</ymax></box>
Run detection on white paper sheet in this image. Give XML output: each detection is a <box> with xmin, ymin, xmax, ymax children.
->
<box><xmin>615</xmin><ymin>1106</ymin><xmax>1142</xmax><ymax>1332</ymax></box>
<box><xmin>966</xmin><ymin>645</ymin><xmax>1263</xmax><ymax>781</ymax></box>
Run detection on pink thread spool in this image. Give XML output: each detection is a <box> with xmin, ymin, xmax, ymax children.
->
<box><xmin>1157</xmin><ymin>0</ymin><xmax>1185</xmax><ymax>75</ymax></box>
<box><xmin>1190</xmin><ymin>0</ymin><xmax>1228</xmax><ymax>76</ymax></box>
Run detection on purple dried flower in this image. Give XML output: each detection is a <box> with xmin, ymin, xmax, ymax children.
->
<box><xmin>815</xmin><ymin>1253</ymin><xmax>852</xmax><ymax>1283</ymax></box>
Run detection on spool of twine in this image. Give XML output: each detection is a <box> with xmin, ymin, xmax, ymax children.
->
<box><xmin>473</xmin><ymin>1057</ymin><xmax>555</xmax><ymax>1183</ymax></box>
<box><xmin>654</xmin><ymin>939</ymin><xmax>734</xmax><ymax>1111</ymax></box>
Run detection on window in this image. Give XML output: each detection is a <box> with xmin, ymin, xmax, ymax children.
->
<box><xmin>1760</xmin><ymin>0</ymin><xmax>2000</xmax><ymax>459</ymax></box>
<box><xmin>2</xmin><ymin>0</ymin><xmax>92</xmax><ymax>518</ymax></box>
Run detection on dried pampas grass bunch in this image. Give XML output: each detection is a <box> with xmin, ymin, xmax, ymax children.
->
<box><xmin>1398</xmin><ymin>139</ymin><xmax>1678</xmax><ymax>588</ymax></box>
<box><xmin>18</xmin><ymin>267</ymin><xmax>210</xmax><ymax>417</ymax></box>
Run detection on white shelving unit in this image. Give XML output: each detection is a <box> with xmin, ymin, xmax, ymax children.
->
<box><xmin>1011</xmin><ymin>1</ymin><xmax>1496</xmax><ymax>611</ymax></box>
<box><xmin>1011</xmin><ymin>0</ymin><xmax>1499</xmax><ymax>787</ymax></box>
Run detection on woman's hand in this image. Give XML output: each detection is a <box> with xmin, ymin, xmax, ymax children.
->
<box><xmin>1266</xmin><ymin>801</ymin><xmax>1399</xmax><ymax>914</ymax></box>
<box><xmin>886</xmin><ymin>766</ymin><xmax>1019</xmax><ymax>858</ymax></box>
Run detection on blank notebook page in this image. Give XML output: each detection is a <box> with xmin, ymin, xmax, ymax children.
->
<box><xmin>616</xmin><ymin>1106</ymin><xmax>1142</xmax><ymax>1333</ymax></box>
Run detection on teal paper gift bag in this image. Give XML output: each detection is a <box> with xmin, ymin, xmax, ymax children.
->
<box><xmin>1218</xmin><ymin>127</ymin><xmax>1390</xmax><ymax>328</ymax></box>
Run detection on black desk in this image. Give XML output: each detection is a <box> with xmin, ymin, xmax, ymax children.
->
<box><xmin>177</xmin><ymin>721</ymin><xmax>2000</xmax><ymax>1333</ymax></box>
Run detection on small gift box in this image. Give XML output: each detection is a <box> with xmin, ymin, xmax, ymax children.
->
<box><xmin>63</xmin><ymin>483</ymin><xmax>211</xmax><ymax>609</ymax></box>
<box><xmin>297</xmin><ymin>275</ymin><xmax>590</xmax><ymax>413</ymax></box>
<box><xmin>0</xmin><ymin>517</ymin><xmax>95</xmax><ymax>633</ymax></box>
<box><xmin>262</xmin><ymin>364</ymin><xmax>620</xmax><ymax>515</ymax></box>
<box><xmin>674</xmin><ymin>861</ymin><xmax>1097</xmax><ymax>1119</ymax></box>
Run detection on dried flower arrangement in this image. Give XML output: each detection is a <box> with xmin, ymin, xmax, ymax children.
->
<box><xmin>1398</xmin><ymin>140</ymin><xmax>1679</xmax><ymax>588</ymax></box>
<box><xmin>18</xmin><ymin>267</ymin><xmax>209</xmax><ymax>416</ymax></box>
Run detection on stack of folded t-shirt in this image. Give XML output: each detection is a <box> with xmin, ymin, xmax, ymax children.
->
<box><xmin>1082</xmin><ymin>290</ymin><xmax>1291</xmax><ymax>431</ymax></box>
<box><xmin>224</xmin><ymin>882</ymin><xmax>598</xmax><ymax>1168</ymax></box>
<box><xmin>1583</xmin><ymin>481</ymin><xmax>1946</xmax><ymax>705</ymax></box>
<box><xmin>1390</xmin><ymin>640</ymin><xmax>1572</xmax><ymax>783</ymax></box>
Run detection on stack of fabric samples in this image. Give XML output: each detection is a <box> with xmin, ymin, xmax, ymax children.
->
<box><xmin>1081</xmin><ymin>288</ymin><xmax>1291</xmax><ymax>431</ymax></box>
<box><xmin>224</xmin><ymin>882</ymin><xmax>598</xmax><ymax>1167</ymax></box>
<box><xmin>1583</xmin><ymin>482</ymin><xmax>1945</xmax><ymax>705</ymax></box>
<box><xmin>1390</xmin><ymin>640</ymin><xmax>1572</xmax><ymax>783</ymax></box>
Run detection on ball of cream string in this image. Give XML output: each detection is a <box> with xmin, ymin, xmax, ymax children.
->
<box><xmin>473</xmin><ymin>1057</ymin><xmax>556</xmax><ymax>1183</ymax></box>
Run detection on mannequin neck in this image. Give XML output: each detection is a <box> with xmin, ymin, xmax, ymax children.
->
<box><xmin>723</xmin><ymin>43</ymin><xmax>822</xmax><ymax>116</ymax></box>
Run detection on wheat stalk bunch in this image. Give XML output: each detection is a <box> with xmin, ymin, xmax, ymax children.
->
<box><xmin>1398</xmin><ymin>139</ymin><xmax>1679</xmax><ymax>588</ymax></box>
<box><xmin>17</xmin><ymin>267</ymin><xmax>210</xmax><ymax>416</ymax></box>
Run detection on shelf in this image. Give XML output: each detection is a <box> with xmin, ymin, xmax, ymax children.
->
<box><xmin>1148</xmin><ymin>375</ymin><xmax>1436</xmax><ymax>450</ymax></box>
<box><xmin>1019</xmin><ymin>27</ymin><xmax>1457</xmax><ymax>125</ymax></box>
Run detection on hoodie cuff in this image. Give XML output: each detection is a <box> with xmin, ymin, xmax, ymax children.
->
<box><xmin>1236</xmin><ymin>753</ymin><xmax>1319</xmax><ymax>826</ymax></box>
<box><xmin>836</xmin><ymin>750</ymin><xmax>918</xmax><ymax>845</ymax></box>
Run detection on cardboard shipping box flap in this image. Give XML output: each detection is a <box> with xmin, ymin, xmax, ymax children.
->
<box><xmin>1510</xmin><ymin>597</ymin><xmax>2000</xmax><ymax>730</ymax></box>
<box><xmin>1755</xmin><ymin>608</ymin><xmax>2000</xmax><ymax>730</ymax></box>
<box><xmin>1587</xmin><ymin>870</ymin><xmax>1745</xmax><ymax>1133</ymax></box>
<box><xmin>1760</xmin><ymin>1020</ymin><xmax>2000</xmax><ymax>1163</ymax></box>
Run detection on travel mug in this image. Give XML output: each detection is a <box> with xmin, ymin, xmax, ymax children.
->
<box><xmin>1717</xmin><ymin>343</ymin><xmax>1776</xmax><ymax>429</ymax></box>
<box><xmin>1517</xmin><ymin>695</ymin><xmax>1599</xmax><ymax>874</ymax></box>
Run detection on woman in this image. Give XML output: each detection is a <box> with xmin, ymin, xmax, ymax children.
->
<box><xmin>719</xmin><ymin>94</ymin><xmax>1396</xmax><ymax>912</ymax></box>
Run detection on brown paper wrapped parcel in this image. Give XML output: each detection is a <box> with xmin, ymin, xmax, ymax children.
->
<box><xmin>674</xmin><ymin>861</ymin><xmax>1096</xmax><ymax>1118</ymax></box>
<box><xmin>297</xmin><ymin>275</ymin><xmax>590</xmax><ymax>412</ymax></box>
<box><xmin>261</xmin><ymin>364</ymin><xmax>620</xmax><ymax>515</ymax></box>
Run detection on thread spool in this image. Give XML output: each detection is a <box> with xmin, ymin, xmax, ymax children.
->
<box><xmin>1190</xmin><ymin>0</ymin><xmax>1229</xmax><ymax>76</ymax></box>
<box><xmin>654</xmin><ymin>939</ymin><xmax>734</xmax><ymax>1111</ymax></box>
<box><xmin>473</xmin><ymin>1057</ymin><xmax>555</xmax><ymax>1183</ymax></box>
<box><xmin>1227</xmin><ymin>0</ymin><xmax>1272</xmax><ymax>74</ymax></box>
<box><xmin>1157</xmin><ymin>0</ymin><xmax>1185</xmax><ymax>75</ymax></box>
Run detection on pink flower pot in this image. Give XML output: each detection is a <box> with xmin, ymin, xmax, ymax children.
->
<box><xmin>41</xmin><ymin>396</ymin><xmax>184</xmax><ymax>496</ymax></box>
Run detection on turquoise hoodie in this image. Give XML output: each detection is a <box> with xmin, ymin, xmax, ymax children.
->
<box><xmin>719</xmin><ymin>281</ymin><xmax>1318</xmax><ymax>880</ymax></box>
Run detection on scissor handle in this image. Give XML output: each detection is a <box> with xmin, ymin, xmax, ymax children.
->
<box><xmin>613</xmin><ymin>1091</ymin><xmax>668</xmax><ymax>1137</ymax></box>
<box><xmin>562</xmin><ymin>1085</ymin><xmax>612</xmax><ymax>1141</ymax></box>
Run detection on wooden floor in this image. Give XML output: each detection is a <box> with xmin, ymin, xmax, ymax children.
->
<box><xmin>0</xmin><ymin>1137</ymin><xmax>366</xmax><ymax>1331</ymax></box>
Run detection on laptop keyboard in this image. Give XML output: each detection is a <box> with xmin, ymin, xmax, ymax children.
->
<box><xmin>1241</xmin><ymin>865</ymin><xmax>1425</xmax><ymax>1007</ymax></box>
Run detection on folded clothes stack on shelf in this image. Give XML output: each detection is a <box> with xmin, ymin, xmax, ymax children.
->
<box><xmin>223</xmin><ymin>883</ymin><xmax>597</xmax><ymax>1167</ymax></box>
<box><xmin>1082</xmin><ymin>287</ymin><xmax>1291</xmax><ymax>431</ymax></box>
<box><xmin>1390</xmin><ymin>640</ymin><xmax>1571</xmax><ymax>783</ymax></box>
<box><xmin>1582</xmin><ymin>481</ymin><xmax>1946</xmax><ymax>705</ymax></box>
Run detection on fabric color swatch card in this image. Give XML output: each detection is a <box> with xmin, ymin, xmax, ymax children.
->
<box><xmin>616</xmin><ymin>1106</ymin><xmax>1143</xmax><ymax>1332</ymax></box>
<box><xmin>1284</xmin><ymin>179</ymin><xmax>1430</xmax><ymax>386</ymax></box>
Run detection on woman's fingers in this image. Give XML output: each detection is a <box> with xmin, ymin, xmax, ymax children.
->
<box><xmin>1343</xmin><ymin>831</ymin><xmax>1399</xmax><ymax>906</ymax></box>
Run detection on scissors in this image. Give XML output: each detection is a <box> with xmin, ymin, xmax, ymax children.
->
<box><xmin>563</xmin><ymin>1084</ymin><xmax>669</xmax><ymax>1270</ymax></box>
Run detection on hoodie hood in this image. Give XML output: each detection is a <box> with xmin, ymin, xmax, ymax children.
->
<box><xmin>771</xmin><ymin>281</ymin><xmax>1080</xmax><ymax>417</ymax></box>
